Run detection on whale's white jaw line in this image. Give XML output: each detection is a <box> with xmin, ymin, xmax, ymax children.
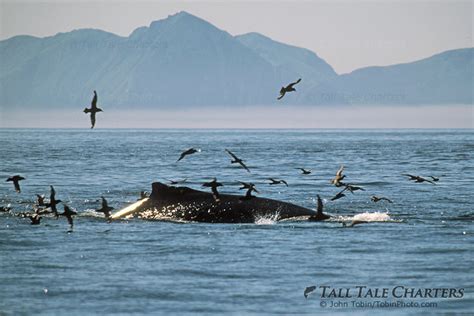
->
<box><xmin>110</xmin><ymin>197</ymin><xmax>150</xmax><ymax>220</ymax></box>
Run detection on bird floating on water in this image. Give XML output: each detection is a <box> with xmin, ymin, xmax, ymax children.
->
<box><xmin>277</xmin><ymin>78</ymin><xmax>301</xmax><ymax>100</ymax></box>
<box><xmin>83</xmin><ymin>90</ymin><xmax>103</xmax><ymax>129</ymax></box>
<box><xmin>6</xmin><ymin>175</ymin><xmax>25</xmax><ymax>193</ymax></box>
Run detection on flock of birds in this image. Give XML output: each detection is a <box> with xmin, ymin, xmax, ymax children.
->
<box><xmin>3</xmin><ymin>80</ymin><xmax>440</xmax><ymax>229</ymax></box>
<box><xmin>82</xmin><ymin>78</ymin><xmax>302</xmax><ymax>129</ymax></box>
<box><xmin>2</xmin><ymin>143</ymin><xmax>440</xmax><ymax>230</ymax></box>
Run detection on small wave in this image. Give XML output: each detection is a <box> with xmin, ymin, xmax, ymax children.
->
<box><xmin>254</xmin><ymin>212</ymin><xmax>280</xmax><ymax>225</ymax></box>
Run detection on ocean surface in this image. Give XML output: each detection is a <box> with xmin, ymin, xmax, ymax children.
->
<box><xmin>0</xmin><ymin>129</ymin><xmax>472</xmax><ymax>315</ymax></box>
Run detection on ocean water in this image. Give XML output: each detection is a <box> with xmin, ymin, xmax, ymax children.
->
<box><xmin>0</xmin><ymin>129</ymin><xmax>472</xmax><ymax>315</ymax></box>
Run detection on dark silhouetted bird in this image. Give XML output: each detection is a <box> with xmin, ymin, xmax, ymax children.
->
<box><xmin>46</xmin><ymin>185</ymin><xmax>62</xmax><ymax>218</ymax></box>
<box><xmin>36</xmin><ymin>194</ymin><xmax>46</xmax><ymax>206</ymax></box>
<box><xmin>402</xmin><ymin>174</ymin><xmax>436</xmax><ymax>185</ymax></box>
<box><xmin>238</xmin><ymin>182</ymin><xmax>259</xmax><ymax>200</ymax></box>
<box><xmin>83</xmin><ymin>90</ymin><xmax>103</xmax><ymax>129</ymax></box>
<box><xmin>29</xmin><ymin>214</ymin><xmax>42</xmax><ymax>225</ymax></box>
<box><xmin>96</xmin><ymin>196</ymin><xmax>114</xmax><ymax>219</ymax></box>
<box><xmin>308</xmin><ymin>195</ymin><xmax>330</xmax><ymax>221</ymax></box>
<box><xmin>168</xmin><ymin>178</ymin><xmax>188</xmax><ymax>185</ymax></box>
<box><xmin>177</xmin><ymin>148</ymin><xmax>199</xmax><ymax>162</ymax></box>
<box><xmin>225</xmin><ymin>149</ymin><xmax>250</xmax><ymax>173</ymax></box>
<box><xmin>60</xmin><ymin>205</ymin><xmax>77</xmax><ymax>230</ymax></box>
<box><xmin>6</xmin><ymin>175</ymin><xmax>25</xmax><ymax>193</ymax></box>
<box><xmin>296</xmin><ymin>168</ymin><xmax>311</xmax><ymax>175</ymax></box>
<box><xmin>304</xmin><ymin>286</ymin><xmax>316</xmax><ymax>298</ymax></box>
<box><xmin>331</xmin><ymin>187</ymin><xmax>348</xmax><ymax>201</ymax></box>
<box><xmin>268</xmin><ymin>178</ymin><xmax>288</xmax><ymax>186</ymax></box>
<box><xmin>277</xmin><ymin>78</ymin><xmax>301</xmax><ymax>100</ymax></box>
<box><xmin>344</xmin><ymin>184</ymin><xmax>365</xmax><ymax>194</ymax></box>
<box><xmin>202</xmin><ymin>178</ymin><xmax>223</xmax><ymax>202</ymax></box>
<box><xmin>371</xmin><ymin>195</ymin><xmax>393</xmax><ymax>203</ymax></box>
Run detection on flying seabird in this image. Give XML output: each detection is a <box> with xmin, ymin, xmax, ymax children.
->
<box><xmin>277</xmin><ymin>78</ymin><xmax>301</xmax><ymax>100</ymax></box>
<box><xmin>268</xmin><ymin>178</ymin><xmax>288</xmax><ymax>186</ymax></box>
<box><xmin>331</xmin><ymin>165</ymin><xmax>346</xmax><ymax>187</ymax></box>
<box><xmin>96</xmin><ymin>196</ymin><xmax>114</xmax><ymax>219</ymax></box>
<box><xmin>402</xmin><ymin>174</ymin><xmax>436</xmax><ymax>185</ymax></box>
<box><xmin>344</xmin><ymin>184</ymin><xmax>365</xmax><ymax>194</ymax></box>
<box><xmin>168</xmin><ymin>178</ymin><xmax>188</xmax><ymax>185</ymax></box>
<box><xmin>308</xmin><ymin>195</ymin><xmax>330</xmax><ymax>221</ymax></box>
<box><xmin>296</xmin><ymin>168</ymin><xmax>311</xmax><ymax>175</ymax></box>
<box><xmin>177</xmin><ymin>148</ymin><xmax>199</xmax><ymax>162</ymax></box>
<box><xmin>60</xmin><ymin>205</ymin><xmax>77</xmax><ymax>230</ymax></box>
<box><xmin>304</xmin><ymin>286</ymin><xmax>317</xmax><ymax>298</ymax></box>
<box><xmin>202</xmin><ymin>178</ymin><xmax>223</xmax><ymax>202</ymax></box>
<box><xmin>46</xmin><ymin>185</ymin><xmax>62</xmax><ymax>218</ymax></box>
<box><xmin>225</xmin><ymin>149</ymin><xmax>250</xmax><ymax>173</ymax></box>
<box><xmin>6</xmin><ymin>175</ymin><xmax>25</xmax><ymax>193</ymax></box>
<box><xmin>330</xmin><ymin>187</ymin><xmax>348</xmax><ymax>201</ymax></box>
<box><xmin>371</xmin><ymin>195</ymin><xmax>393</xmax><ymax>203</ymax></box>
<box><xmin>83</xmin><ymin>90</ymin><xmax>103</xmax><ymax>129</ymax></box>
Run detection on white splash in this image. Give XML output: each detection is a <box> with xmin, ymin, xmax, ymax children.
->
<box><xmin>336</xmin><ymin>211</ymin><xmax>393</xmax><ymax>223</ymax></box>
<box><xmin>254</xmin><ymin>212</ymin><xmax>280</xmax><ymax>225</ymax></box>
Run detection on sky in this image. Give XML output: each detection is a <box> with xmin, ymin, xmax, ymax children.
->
<box><xmin>0</xmin><ymin>0</ymin><xmax>472</xmax><ymax>74</ymax></box>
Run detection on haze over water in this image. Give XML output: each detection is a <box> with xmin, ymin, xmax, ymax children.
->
<box><xmin>0</xmin><ymin>129</ymin><xmax>473</xmax><ymax>314</ymax></box>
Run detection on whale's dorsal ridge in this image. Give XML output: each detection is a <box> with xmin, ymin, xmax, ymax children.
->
<box><xmin>151</xmin><ymin>182</ymin><xmax>199</xmax><ymax>199</ymax></box>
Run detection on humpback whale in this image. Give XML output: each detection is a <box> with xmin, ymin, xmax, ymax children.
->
<box><xmin>110</xmin><ymin>182</ymin><xmax>316</xmax><ymax>223</ymax></box>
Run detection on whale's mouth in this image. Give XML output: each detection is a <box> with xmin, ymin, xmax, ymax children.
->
<box><xmin>110</xmin><ymin>198</ymin><xmax>150</xmax><ymax>220</ymax></box>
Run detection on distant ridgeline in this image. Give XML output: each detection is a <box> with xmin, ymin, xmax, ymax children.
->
<box><xmin>0</xmin><ymin>11</ymin><xmax>472</xmax><ymax>109</ymax></box>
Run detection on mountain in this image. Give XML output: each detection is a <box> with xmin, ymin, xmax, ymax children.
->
<box><xmin>0</xmin><ymin>11</ymin><xmax>472</xmax><ymax>109</ymax></box>
<box><xmin>318</xmin><ymin>48</ymin><xmax>473</xmax><ymax>105</ymax></box>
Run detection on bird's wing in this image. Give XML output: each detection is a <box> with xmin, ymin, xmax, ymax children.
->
<box><xmin>382</xmin><ymin>197</ymin><xmax>393</xmax><ymax>203</ymax></box>
<box><xmin>90</xmin><ymin>112</ymin><xmax>96</xmax><ymax>129</ymax></box>
<box><xmin>282</xmin><ymin>180</ymin><xmax>288</xmax><ymax>186</ymax></box>
<box><xmin>336</xmin><ymin>165</ymin><xmax>344</xmax><ymax>176</ymax></box>
<box><xmin>177</xmin><ymin>153</ymin><xmax>185</xmax><ymax>162</ymax></box>
<box><xmin>239</xmin><ymin>161</ymin><xmax>250</xmax><ymax>173</ymax></box>
<box><xmin>91</xmin><ymin>92</ymin><xmax>97</xmax><ymax>109</ymax></box>
<box><xmin>102</xmin><ymin>197</ymin><xmax>108</xmax><ymax>208</ymax></box>
<box><xmin>277</xmin><ymin>92</ymin><xmax>285</xmax><ymax>100</ymax></box>
<box><xmin>287</xmin><ymin>78</ymin><xmax>302</xmax><ymax>89</ymax></box>
<box><xmin>225</xmin><ymin>149</ymin><xmax>239</xmax><ymax>160</ymax></box>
